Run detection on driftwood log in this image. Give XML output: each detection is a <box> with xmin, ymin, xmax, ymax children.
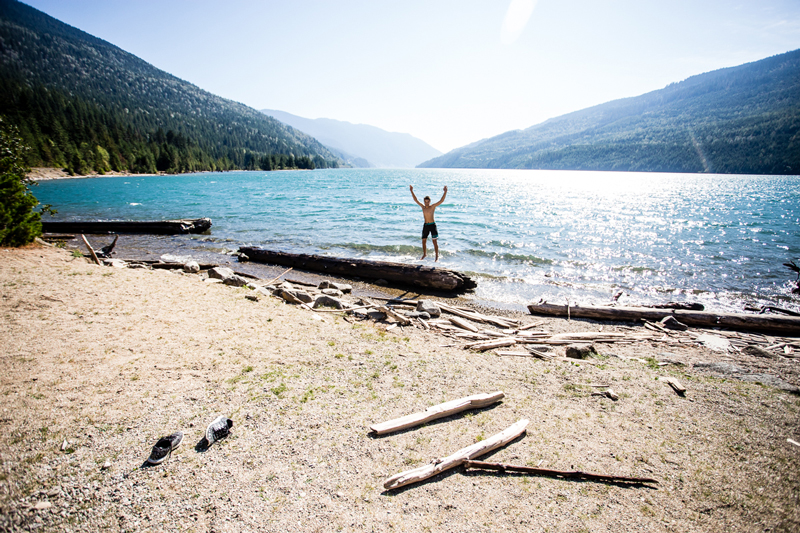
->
<box><xmin>659</xmin><ymin>376</ymin><xmax>687</xmax><ymax>396</ymax></box>
<box><xmin>468</xmin><ymin>338</ymin><xmax>517</xmax><ymax>352</ymax></box>
<box><xmin>80</xmin><ymin>235</ymin><xmax>101</xmax><ymax>265</ymax></box>
<box><xmin>42</xmin><ymin>218</ymin><xmax>212</xmax><ymax>235</ymax></box>
<box><xmin>238</xmin><ymin>247</ymin><xmax>476</xmax><ymax>293</ymax></box>
<box><xmin>527</xmin><ymin>302</ymin><xmax>800</xmax><ymax>336</ymax></box>
<box><xmin>383</xmin><ymin>419</ymin><xmax>529</xmax><ymax>490</ymax></box>
<box><xmin>370</xmin><ymin>391</ymin><xmax>505</xmax><ymax>435</ymax></box>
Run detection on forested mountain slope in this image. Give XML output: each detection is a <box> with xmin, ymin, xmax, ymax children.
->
<box><xmin>0</xmin><ymin>0</ymin><xmax>340</xmax><ymax>174</ymax></box>
<box><xmin>263</xmin><ymin>109</ymin><xmax>442</xmax><ymax>168</ymax></box>
<box><xmin>419</xmin><ymin>49</ymin><xmax>800</xmax><ymax>175</ymax></box>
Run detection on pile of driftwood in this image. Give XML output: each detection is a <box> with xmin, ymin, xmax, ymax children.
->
<box><xmin>75</xmin><ymin>238</ymin><xmax>798</xmax><ymax>359</ymax></box>
<box><xmin>393</xmin><ymin>300</ymin><xmax>798</xmax><ymax>361</ymax></box>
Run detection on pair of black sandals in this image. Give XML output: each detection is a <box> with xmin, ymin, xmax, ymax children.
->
<box><xmin>146</xmin><ymin>416</ymin><xmax>233</xmax><ymax>465</ymax></box>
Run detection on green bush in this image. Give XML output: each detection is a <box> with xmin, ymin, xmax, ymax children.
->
<box><xmin>0</xmin><ymin>119</ymin><xmax>42</xmax><ymax>246</ymax></box>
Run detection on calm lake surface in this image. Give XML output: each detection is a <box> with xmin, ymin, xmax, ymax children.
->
<box><xmin>34</xmin><ymin>168</ymin><xmax>800</xmax><ymax>312</ymax></box>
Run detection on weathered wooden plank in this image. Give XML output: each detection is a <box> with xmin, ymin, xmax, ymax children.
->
<box><xmin>527</xmin><ymin>303</ymin><xmax>800</xmax><ymax>335</ymax></box>
<box><xmin>369</xmin><ymin>391</ymin><xmax>505</xmax><ymax>435</ymax></box>
<box><xmin>659</xmin><ymin>376</ymin><xmax>687</xmax><ymax>396</ymax></box>
<box><xmin>468</xmin><ymin>338</ymin><xmax>517</xmax><ymax>351</ymax></box>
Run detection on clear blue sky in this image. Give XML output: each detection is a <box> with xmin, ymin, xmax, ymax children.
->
<box><xmin>22</xmin><ymin>0</ymin><xmax>800</xmax><ymax>153</ymax></box>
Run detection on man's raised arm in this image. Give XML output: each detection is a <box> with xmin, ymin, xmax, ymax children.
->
<box><xmin>410</xmin><ymin>185</ymin><xmax>424</xmax><ymax>207</ymax></box>
<box><xmin>432</xmin><ymin>186</ymin><xmax>448</xmax><ymax>207</ymax></box>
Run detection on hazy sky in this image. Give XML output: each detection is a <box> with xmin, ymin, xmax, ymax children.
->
<box><xmin>22</xmin><ymin>0</ymin><xmax>800</xmax><ymax>153</ymax></box>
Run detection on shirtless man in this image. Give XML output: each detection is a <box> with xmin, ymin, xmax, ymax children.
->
<box><xmin>410</xmin><ymin>185</ymin><xmax>447</xmax><ymax>261</ymax></box>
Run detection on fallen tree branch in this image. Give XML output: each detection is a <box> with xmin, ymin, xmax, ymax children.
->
<box><xmin>264</xmin><ymin>267</ymin><xmax>293</xmax><ymax>286</ymax></box>
<box><xmin>284</xmin><ymin>278</ymin><xmax>317</xmax><ymax>287</ymax></box>
<box><xmin>383</xmin><ymin>419</ymin><xmax>529</xmax><ymax>490</ymax></box>
<box><xmin>462</xmin><ymin>460</ymin><xmax>658</xmax><ymax>484</ymax></box>
<box><xmin>80</xmin><ymin>234</ymin><xmax>101</xmax><ymax>265</ymax></box>
<box><xmin>379</xmin><ymin>305</ymin><xmax>412</xmax><ymax>325</ymax></box>
<box><xmin>450</xmin><ymin>316</ymin><xmax>479</xmax><ymax>333</ymax></box>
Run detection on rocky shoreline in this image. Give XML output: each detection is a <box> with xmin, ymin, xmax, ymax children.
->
<box><xmin>1</xmin><ymin>244</ymin><xmax>799</xmax><ymax>532</ymax></box>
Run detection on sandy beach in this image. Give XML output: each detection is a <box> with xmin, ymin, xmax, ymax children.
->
<box><xmin>1</xmin><ymin>243</ymin><xmax>798</xmax><ymax>532</ymax></box>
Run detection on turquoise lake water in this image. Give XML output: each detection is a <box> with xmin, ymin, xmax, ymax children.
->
<box><xmin>33</xmin><ymin>168</ymin><xmax>800</xmax><ymax>312</ymax></box>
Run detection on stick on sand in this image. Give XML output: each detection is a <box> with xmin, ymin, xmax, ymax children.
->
<box><xmin>383</xmin><ymin>419</ymin><xmax>529</xmax><ymax>490</ymax></box>
<box><xmin>370</xmin><ymin>391</ymin><xmax>504</xmax><ymax>435</ymax></box>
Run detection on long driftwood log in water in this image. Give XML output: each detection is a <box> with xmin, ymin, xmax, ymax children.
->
<box><xmin>238</xmin><ymin>247</ymin><xmax>477</xmax><ymax>293</ymax></box>
<box><xmin>42</xmin><ymin>218</ymin><xmax>212</xmax><ymax>235</ymax></box>
<box><xmin>527</xmin><ymin>302</ymin><xmax>800</xmax><ymax>336</ymax></box>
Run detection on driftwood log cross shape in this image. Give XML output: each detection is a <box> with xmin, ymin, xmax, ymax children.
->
<box><xmin>373</xmin><ymin>392</ymin><xmax>658</xmax><ymax>490</ymax></box>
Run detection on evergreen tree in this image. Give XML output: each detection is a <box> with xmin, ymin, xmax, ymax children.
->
<box><xmin>0</xmin><ymin>119</ymin><xmax>42</xmax><ymax>246</ymax></box>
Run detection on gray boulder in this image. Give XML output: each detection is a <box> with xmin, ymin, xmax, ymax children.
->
<box><xmin>314</xmin><ymin>295</ymin><xmax>345</xmax><ymax>309</ymax></box>
<box><xmin>223</xmin><ymin>275</ymin><xmax>250</xmax><ymax>287</ymax></box>
<box><xmin>103</xmin><ymin>259</ymin><xmax>128</xmax><ymax>268</ymax></box>
<box><xmin>291</xmin><ymin>290</ymin><xmax>314</xmax><ymax>304</ymax></box>
<box><xmin>183</xmin><ymin>261</ymin><xmax>200</xmax><ymax>273</ymax></box>
<box><xmin>254</xmin><ymin>286</ymin><xmax>272</xmax><ymax>297</ymax></box>
<box><xmin>208</xmin><ymin>266</ymin><xmax>235</xmax><ymax>280</ymax></box>
<box><xmin>318</xmin><ymin>280</ymin><xmax>353</xmax><ymax>293</ymax></box>
<box><xmin>279</xmin><ymin>289</ymin><xmax>313</xmax><ymax>304</ymax></box>
<box><xmin>565</xmin><ymin>343</ymin><xmax>598</xmax><ymax>360</ymax></box>
<box><xmin>321</xmin><ymin>288</ymin><xmax>344</xmax><ymax>298</ymax></box>
<box><xmin>416</xmin><ymin>300</ymin><xmax>441</xmax><ymax>317</ymax></box>
<box><xmin>659</xmin><ymin>316</ymin><xmax>688</xmax><ymax>331</ymax></box>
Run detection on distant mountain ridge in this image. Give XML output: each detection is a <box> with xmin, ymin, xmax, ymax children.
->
<box><xmin>0</xmin><ymin>0</ymin><xmax>340</xmax><ymax>174</ymax></box>
<box><xmin>262</xmin><ymin>109</ymin><xmax>442</xmax><ymax>168</ymax></box>
<box><xmin>419</xmin><ymin>49</ymin><xmax>800</xmax><ymax>175</ymax></box>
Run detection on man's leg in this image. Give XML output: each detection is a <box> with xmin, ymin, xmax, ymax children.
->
<box><xmin>433</xmin><ymin>238</ymin><xmax>439</xmax><ymax>262</ymax></box>
<box><xmin>420</xmin><ymin>238</ymin><xmax>427</xmax><ymax>260</ymax></box>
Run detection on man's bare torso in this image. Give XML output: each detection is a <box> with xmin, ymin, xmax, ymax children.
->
<box><xmin>421</xmin><ymin>205</ymin><xmax>437</xmax><ymax>223</ymax></box>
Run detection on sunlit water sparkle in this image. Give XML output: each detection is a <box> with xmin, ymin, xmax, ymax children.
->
<box><xmin>34</xmin><ymin>168</ymin><xmax>800</xmax><ymax>312</ymax></box>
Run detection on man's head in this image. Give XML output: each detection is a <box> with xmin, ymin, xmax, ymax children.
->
<box><xmin>423</xmin><ymin>196</ymin><xmax>431</xmax><ymax>205</ymax></box>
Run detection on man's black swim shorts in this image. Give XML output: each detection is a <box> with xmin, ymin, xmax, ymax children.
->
<box><xmin>422</xmin><ymin>222</ymin><xmax>438</xmax><ymax>239</ymax></box>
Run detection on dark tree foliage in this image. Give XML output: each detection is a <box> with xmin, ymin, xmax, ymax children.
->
<box><xmin>0</xmin><ymin>118</ymin><xmax>41</xmax><ymax>246</ymax></box>
<box><xmin>0</xmin><ymin>0</ymin><xmax>341</xmax><ymax>175</ymax></box>
<box><xmin>419</xmin><ymin>49</ymin><xmax>800</xmax><ymax>175</ymax></box>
